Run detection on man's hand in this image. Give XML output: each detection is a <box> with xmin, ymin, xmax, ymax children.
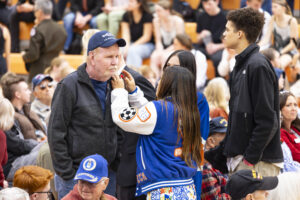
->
<box><xmin>122</xmin><ymin>70</ymin><xmax>136</xmax><ymax>93</ymax></box>
<box><xmin>111</xmin><ymin>75</ymin><xmax>125</xmax><ymax>89</ymax></box>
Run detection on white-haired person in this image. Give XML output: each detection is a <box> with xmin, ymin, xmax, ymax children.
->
<box><xmin>63</xmin><ymin>154</ymin><xmax>116</xmax><ymax>200</ymax></box>
<box><xmin>0</xmin><ymin>187</ymin><xmax>30</xmax><ymax>200</ymax></box>
<box><xmin>0</xmin><ymin>98</ymin><xmax>15</xmax><ymax>189</ymax></box>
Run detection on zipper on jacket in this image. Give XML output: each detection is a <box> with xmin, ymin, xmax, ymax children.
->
<box><xmin>140</xmin><ymin>146</ymin><xmax>146</xmax><ymax>170</ymax></box>
<box><xmin>244</xmin><ymin>113</ymin><xmax>248</xmax><ymax>133</ymax></box>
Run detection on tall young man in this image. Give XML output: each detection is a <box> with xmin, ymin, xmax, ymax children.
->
<box><xmin>222</xmin><ymin>7</ymin><xmax>283</xmax><ymax>176</ymax></box>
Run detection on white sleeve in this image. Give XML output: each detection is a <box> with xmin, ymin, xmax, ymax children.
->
<box><xmin>111</xmin><ymin>88</ymin><xmax>157</xmax><ymax>135</ymax></box>
<box><xmin>217</xmin><ymin>49</ymin><xmax>230</xmax><ymax>77</ymax></box>
<box><xmin>128</xmin><ymin>86</ymin><xmax>149</xmax><ymax>108</ymax></box>
<box><xmin>192</xmin><ymin>49</ymin><xmax>207</xmax><ymax>89</ymax></box>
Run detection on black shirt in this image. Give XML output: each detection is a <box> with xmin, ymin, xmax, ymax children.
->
<box><xmin>122</xmin><ymin>11</ymin><xmax>154</xmax><ymax>43</ymax></box>
<box><xmin>196</xmin><ymin>11</ymin><xmax>227</xmax><ymax>44</ymax></box>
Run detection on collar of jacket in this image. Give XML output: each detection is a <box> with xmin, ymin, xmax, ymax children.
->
<box><xmin>235</xmin><ymin>43</ymin><xmax>259</xmax><ymax>68</ymax></box>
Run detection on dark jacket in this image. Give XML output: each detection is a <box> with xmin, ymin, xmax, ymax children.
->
<box><xmin>48</xmin><ymin>64</ymin><xmax>118</xmax><ymax>180</ymax></box>
<box><xmin>3</xmin><ymin>121</ymin><xmax>38</xmax><ymax>177</ymax></box>
<box><xmin>23</xmin><ymin>19</ymin><xmax>66</xmax><ymax>81</ymax></box>
<box><xmin>116</xmin><ymin>66</ymin><xmax>156</xmax><ymax>187</ymax></box>
<box><xmin>70</xmin><ymin>0</ymin><xmax>103</xmax><ymax>16</ymax></box>
<box><xmin>224</xmin><ymin>44</ymin><xmax>283</xmax><ymax>165</ymax></box>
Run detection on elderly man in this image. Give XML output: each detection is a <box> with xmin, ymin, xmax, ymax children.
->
<box><xmin>48</xmin><ymin>30</ymin><xmax>155</xmax><ymax>199</ymax></box>
<box><xmin>31</xmin><ymin>74</ymin><xmax>54</xmax><ymax>124</ymax></box>
<box><xmin>22</xmin><ymin>0</ymin><xmax>66</xmax><ymax>81</ymax></box>
<box><xmin>63</xmin><ymin>154</ymin><xmax>116</xmax><ymax>200</ymax></box>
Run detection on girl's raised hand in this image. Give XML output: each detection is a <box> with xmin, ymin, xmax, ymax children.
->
<box><xmin>122</xmin><ymin>70</ymin><xmax>136</xmax><ymax>93</ymax></box>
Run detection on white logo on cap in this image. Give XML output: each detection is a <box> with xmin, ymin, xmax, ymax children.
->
<box><xmin>83</xmin><ymin>158</ymin><xmax>97</xmax><ymax>171</ymax></box>
<box><xmin>102</xmin><ymin>32</ymin><xmax>114</xmax><ymax>38</ymax></box>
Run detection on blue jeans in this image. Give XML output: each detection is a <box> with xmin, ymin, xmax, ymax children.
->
<box><xmin>63</xmin><ymin>12</ymin><xmax>97</xmax><ymax>51</ymax></box>
<box><xmin>54</xmin><ymin>169</ymin><xmax>116</xmax><ymax>199</ymax></box>
<box><xmin>126</xmin><ymin>43</ymin><xmax>155</xmax><ymax>68</ymax></box>
<box><xmin>54</xmin><ymin>174</ymin><xmax>77</xmax><ymax>200</ymax></box>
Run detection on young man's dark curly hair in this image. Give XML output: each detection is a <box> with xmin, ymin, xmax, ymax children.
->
<box><xmin>227</xmin><ymin>7</ymin><xmax>264</xmax><ymax>44</ymax></box>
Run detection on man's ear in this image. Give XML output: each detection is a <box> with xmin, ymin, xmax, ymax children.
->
<box><xmin>102</xmin><ymin>178</ymin><xmax>109</xmax><ymax>190</ymax></box>
<box><xmin>31</xmin><ymin>193</ymin><xmax>38</xmax><ymax>200</ymax></box>
<box><xmin>206</xmin><ymin>136</ymin><xmax>216</xmax><ymax>149</ymax></box>
<box><xmin>245</xmin><ymin>193</ymin><xmax>253</xmax><ymax>200</ymax></box>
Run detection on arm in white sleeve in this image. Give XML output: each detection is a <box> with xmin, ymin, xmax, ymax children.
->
<box><xmin>128</xmin><ymin>86</ymin><xmax>149</xmax><ymax>108</ymax></box>
<box><xmin>111</xmin><ymin>88</ymin><xmax>157</xmax><ymax>135</ymax></box>
<box><xmin>217</xmin><ymin>49</ymin><xmax>231</xmax><ymax>77</ymax></box>
<box><xmin>192</xmin><ymin>49</ymin><xmax>207</xmax><ymax>89</ymax></box>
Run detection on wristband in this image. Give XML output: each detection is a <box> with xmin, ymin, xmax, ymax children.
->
<box><xmin>129</xmin><ymin>87</ymin><xmax>137</xmax><ymax>94</ymax></box>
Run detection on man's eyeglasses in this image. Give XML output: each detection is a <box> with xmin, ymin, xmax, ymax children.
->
<box><xmin>32</xmin><ymin>191</ymin><xmax>53</xmax><ymax>200</ymax></box>
<box><xmin>39</xmin><ymin>83</ymin><xmax>53</xmax><ymax>90</ymax></box>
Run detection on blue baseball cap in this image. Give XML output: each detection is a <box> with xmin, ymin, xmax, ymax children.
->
<box><xmin>32</xmin><ymin>74</ymin><xmax>53</xmax><ymax>90</ymax></box>
<box><xmin>74</xmin><ymin>154</ymin><xmax>108</xmax><ymax>183</ymax></box>
<box><xmin>87</xmin><ymin>31</ymin><xmax>126</xmax><ymax>53</ymax></box>
<box><xmin>209</xmin><ymin>117</ymin><xmax>228</xmax><ymax>136</ymax></box>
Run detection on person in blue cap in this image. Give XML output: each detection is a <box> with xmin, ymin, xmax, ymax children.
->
<box><xmin>31</xmin><ymin>74</ymin><xmax>54</xmax><ymax>123</ymax></box>
<box><xmin>201</xmin><ymin>117</ymin><xmax>231</xmax><ymax>199</ymax></box>
<box><xmin>48</xmin><ymin>30</ymin><xmax>155</xmax><ymax>199</ymax></box>
<box><xmin>48</xmin><ymin>30</ymin><xmax>126</xmax><ymax>199</ymax></box>
<box><xmin>63</xmin><ymin>154</ymin><xmax>116</xmax><ymax>200</ymax></box>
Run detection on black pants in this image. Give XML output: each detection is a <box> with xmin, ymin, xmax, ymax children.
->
<box><xmin>9</xmin><ymin>6</ymin><xmax>35</xmax><ymax>52</ymax></box>
<box><xmin>116</xmin><ymin>184</ymin><xmax>146</xmax><ymax>200</ymax></box>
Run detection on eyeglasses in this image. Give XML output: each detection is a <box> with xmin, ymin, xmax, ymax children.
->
<box><xmin>32</xmin><ymin>191</ymin><xmax>53</xmax><ymax>200</ymax></box>
<box><xmin>39</xmin><ymin>83</ymin><xmax>53</xmax><ymax>90</ymax></box>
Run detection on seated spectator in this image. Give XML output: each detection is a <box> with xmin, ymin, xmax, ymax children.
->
<box><xmin>0</xmin><ymin>72</ymin><xmax>46</xmax><ymax>140</ymax></box>
<box><xmin>259</xmin><ymin>0</ymin><xmax>299</xmax><ymax>70</ymax></box>
<box><xmin>44</xmin><ymin>56</ymin><xmax>72</xmax><ymax>83</ymax></box>
<box><xmin>279</xmin><ymin>90</ymin><xmax>300</xmax><ymax>163</ymax></box>
<box><xmin>195</xmin><ymin>0</ymin><xmax>226</xmax><ymax>74</ymax></box>
<box><xmin>203</xmin><ymin>77</ymin><xmax>230</xmax><ymax>120</ymax></box>
<box><xmin>81</xmin><ymin>29</ymin><xmax>100</xmax><ymax>62</ymax></box>
<box><xmin>261</xmin><ymin>48</ymin><xmax>288</xmax><ymax>90</ymax></box>
<box><xmin>96</xmin><ymin>0</ymin><xmax>129</xmax><ymax>36</ymax></box>
<box><xmin>267</xmin><ymin>172</ymin><xmax>300</xmax><ymax>200</ymax></box>
<box><xmin>31</xmin><ymin>74</ymin><xmax>54</xmax><ymax>124</ymax></box>
<box><xmin>13</xmin><ymin>165</ymin><xmax>54</xmax><ymax>200</ymax></box>
<box><xmin>280</xmin><ymin>140</ymin><xmax>300</xmax><ymax>172</ymax></box>
<box><xmin>150</xmin><ymin>0</ymin><xmax>184</xmax><ymax>79</ymax></box>
<box><xmin>0</xmin><ymin>187</ymin><xmax>30</xmax><ymax>200</ymax></box>
<box><xmin>0</xmin><ymin>23</ymin><xmax>11</xmax><ymax>77</ymax></box>
<box><xmin>172</xmin><ymin>33</ymin><xmax>207</xmax><ymax>91</ymax></box>
<box><xmin>10</xmin><ymin>0</ymin><xmax>35</xmax><ymax>52</ymax></box>
<box><xmin>217</xmin><ymin>46</ymin><xmax>236</xmax><ymax>78</ymax></box>
<box><xmin>121</xmin><ymin>0</ymin><xmax>154</xmax><ymax>69</ymax></box>
<box><xmin>0</xmin><ymin>98</ymin><xmax>15</xmax><ymax>189</ymax></box>
<box><xmin>63</xmin><ymin>154</ymin><xmax>116</xmax><ymax>200</ymax></box>
<box><xmin>225</xmin><ymin>169</ymin><xmax>278</xmax><ymax>200</ymax></box>
<box><xmin>63</xmin><ymin>0</ymin><xmax>103</xmax><ymax>53</ymax></box>
<box><xmin>201</xmin><ymin>117</ymin><xmax>231</xmax><ymax>199</ymax></box>
<box><xmin>22</xmin><ymin>0</ymin><xmax>67</xmax><ymax>82</ymax></box>
<box><xmin>138</xmin><ymin>65</ymin><xmax>156</xmax><ymax>88</ymax></box>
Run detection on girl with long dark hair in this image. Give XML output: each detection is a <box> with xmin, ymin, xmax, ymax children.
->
<box><xmin>111</xmin><ymin>67</ymin><xmax>202</xmax><ymax>199</ymax></box>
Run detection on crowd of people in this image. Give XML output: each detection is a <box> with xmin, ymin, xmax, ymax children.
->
<box><xmin>0</xmin><ymin>0</ymin><xmax>299</xmax><ymax>200</ymax></box>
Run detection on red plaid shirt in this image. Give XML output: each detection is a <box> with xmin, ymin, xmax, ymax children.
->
<box><xmin>201</xmin><ymin>163</ymin><xmax>231</xmax><ymax>200</ymax></box>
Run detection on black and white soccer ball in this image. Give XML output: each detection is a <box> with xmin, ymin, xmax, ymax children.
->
<box><xmin>120</xmin><ymin>107</ymin><xmax>137</xmax><ymax>121</ymax></box>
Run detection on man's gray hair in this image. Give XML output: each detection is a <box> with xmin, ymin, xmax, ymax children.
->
<box><xmin>35</xmin><ymin>0</ymin><xmax>53</xmax><ymax>15</ymax></box>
